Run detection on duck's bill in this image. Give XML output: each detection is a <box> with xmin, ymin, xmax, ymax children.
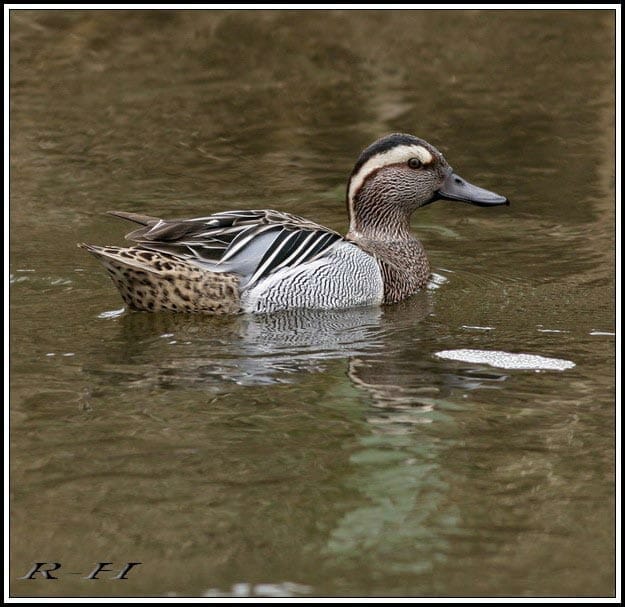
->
<box><xmin>436</xmin><ymin>171</ymin><xmax>509</xmax><ymax>207</ymax></box>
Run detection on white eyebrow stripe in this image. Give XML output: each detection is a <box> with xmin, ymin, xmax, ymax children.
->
<box><xmin>348</xmin><ymin>144</ymin><xmax>433</xmax><ymax>203</ymax></box>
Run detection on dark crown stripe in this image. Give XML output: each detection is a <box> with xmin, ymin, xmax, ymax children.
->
<box><xmin>349</xmin><ymin>133</ymin><xmax>425</xmax><ymax>180</ymax></box>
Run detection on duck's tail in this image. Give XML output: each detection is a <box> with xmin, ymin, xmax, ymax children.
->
<box><xmin>79</xmin><ymin>244</ymin><xmax>241</xmax><ymax>314</ymax></box>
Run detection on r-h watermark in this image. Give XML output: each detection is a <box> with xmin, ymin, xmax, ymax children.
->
<box><xmin>20</xmin><ymin>562</ymin><xmax>142</xmax><ymax>580</ymax></box>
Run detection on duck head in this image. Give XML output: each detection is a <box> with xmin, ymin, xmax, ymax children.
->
<box><xmin>346</xmin><ymin>133</ymin><xmax>508</xmax><ymax>239</ymax></box>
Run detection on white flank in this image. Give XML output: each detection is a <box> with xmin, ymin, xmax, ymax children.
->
<box><xmin>348</xmin><ymin>144</ymin><xmax>434</xmax><ymax>203</ymax></box>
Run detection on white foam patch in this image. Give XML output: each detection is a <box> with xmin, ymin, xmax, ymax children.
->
<box><xmin>434</xmin><ymin>349</ymin><xmax>576</xmax><ymax>371</ymax></box>
<box><xmin>202</xmin><ymin>581</ymin><xmax>312</xmax><ymax>598</ymax></box>
<box><xmin>348</xmin><ymin>144</ymin><xmax>433</xmax><ymax>203</ymax></box>
<box><xmin>97</xmin><ymin>307</ymin><xmax>126</xmax><ymax>319</ymax></box>
<box><xmin>427</xmin><ymin>272</ymin><xmax>448</xmax><ymax>290</ymax></box>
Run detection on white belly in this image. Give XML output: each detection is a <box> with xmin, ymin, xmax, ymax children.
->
<box><xmin>240</xmin><ymin>242</ymin><xmax>384</xmax><ymax>313</ymax></box>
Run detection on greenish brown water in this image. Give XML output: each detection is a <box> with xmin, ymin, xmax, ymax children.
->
<box><xmin>9</xmin><ymin>9</ymin><xmax>615</xmax><ymax>597</ymax></box>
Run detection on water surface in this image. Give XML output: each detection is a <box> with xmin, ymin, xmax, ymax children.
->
<box><xmin>10</xmin><ymin>9</ymin><xmax>615</xmax><ymax>597</ymax></box>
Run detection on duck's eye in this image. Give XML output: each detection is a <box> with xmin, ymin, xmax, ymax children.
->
<box><xmin>408</xmin><ymin>157</ymin><xmax>423</xmax><ymax>169</ymax></box>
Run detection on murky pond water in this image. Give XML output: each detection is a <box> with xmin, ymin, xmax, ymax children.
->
<box><xmin>9</xmin><ymin>10</ymin><xmax>615</xmax><ymax>597</ymax></box>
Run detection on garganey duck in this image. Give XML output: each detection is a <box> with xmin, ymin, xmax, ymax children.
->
<box><xmin>81</xmin><ymin>133</ymin><xmax>508</xmax><ymax>314</ymax></box>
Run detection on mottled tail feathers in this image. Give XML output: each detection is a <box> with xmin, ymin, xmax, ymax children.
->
<box><xmin>79</xmin><ymin>243</ymin><xmax>241</xmax><ymax>314</ymax></box>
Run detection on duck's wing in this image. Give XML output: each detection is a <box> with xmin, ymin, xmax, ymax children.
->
<box><xmin>110</xmin><ymin>209</ymin><xmax>344</xmax><ymax>287</ymax></box>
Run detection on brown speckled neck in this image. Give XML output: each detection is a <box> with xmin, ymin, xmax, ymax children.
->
<box><xmin>346</xmin><ymin>233</ymin><xmax>430</xmax><ymax>303</ymax></box>
<box><xmin>346</xmin><ymin>169</ymin><xmax>431</xmax><ymax>302</ymax></box>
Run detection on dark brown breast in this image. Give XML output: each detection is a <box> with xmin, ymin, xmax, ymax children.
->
<box><xmin>346</xmin><ymin>235</ymin><xmax>430</xmax><ymax>304</ymax></box>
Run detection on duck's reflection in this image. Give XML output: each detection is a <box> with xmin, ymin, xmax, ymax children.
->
<box><xmin>89</xmin><ymin>289</ymin><xmax>512</xmax><ymax>580</ymax></box>
<box><xmin>95</xmin><ymin>287</ymin><xmax>508</xmax><ymax>396</ymax></box>
<box><xmin>101</xmin><ymin>301</ymin><xmax>388</xmax><ymax>388</ymax></box>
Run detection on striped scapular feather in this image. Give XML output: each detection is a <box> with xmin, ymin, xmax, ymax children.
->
<box><xmin>109</xmin><ymin>209</ymin><xmax>344</xmax><ymax>288</ymax></box>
